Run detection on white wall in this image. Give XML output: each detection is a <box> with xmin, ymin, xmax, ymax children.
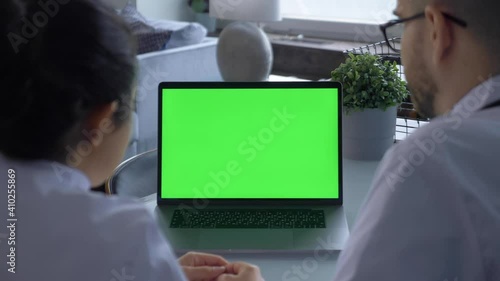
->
<box><xmin>137</xmin><ymin>0</ymin><xmax>194</xmax><ymax>21</ymax></box>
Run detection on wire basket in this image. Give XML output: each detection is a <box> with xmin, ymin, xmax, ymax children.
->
<box><xmin>344</xmin><ymin>38</ymin><xmax>429</xmax><ymax>141</ymax></box>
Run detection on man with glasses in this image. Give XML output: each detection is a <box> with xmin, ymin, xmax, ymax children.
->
<box><xmin>333</xmin><ymin>0</ymin><xmax>500</xmax><ymax>280</ymax></box>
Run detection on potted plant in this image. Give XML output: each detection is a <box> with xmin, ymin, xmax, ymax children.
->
<box><xmin>331</xmin><ymin>53</ymin><xmax>409</xmax><ymax>160</ymax></box>
<box><xmin>188</xmin><ymin>0</ymin><xmax>215</xmax><ymax>33</ymax></box>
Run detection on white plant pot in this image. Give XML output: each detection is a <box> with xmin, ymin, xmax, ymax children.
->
<box><xmin>343</xmin><ymin>106</ymin><xmax>397</xmax><ymax>161</ymax></box>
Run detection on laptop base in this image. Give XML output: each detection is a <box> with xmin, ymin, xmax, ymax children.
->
<box><xmin>147</xmin><ymin>201</ymin><xmax>349</xmax><ymax>253</ymax></box>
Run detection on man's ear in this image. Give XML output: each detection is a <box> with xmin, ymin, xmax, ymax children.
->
<box><xmin>83</xmin><ymin>101</ymin><xmax>120</xmax><ymax>146</ymax></box>
<box><xmin>425</xmin><ymin>5</ymin><xmax>453</xmax><ymax>66</ymax></box>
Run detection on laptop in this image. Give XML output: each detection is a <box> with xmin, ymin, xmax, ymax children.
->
<box><xmin>155</xmin><ymin>81</ymin><xmax>349</xmax><ymax>253</ymax></box>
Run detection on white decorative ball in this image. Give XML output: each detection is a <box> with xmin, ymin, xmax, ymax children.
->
<box><xmin>217</xmin><ymin>22</ymin><xmax>273</xmax><ymax>82</ymax></box>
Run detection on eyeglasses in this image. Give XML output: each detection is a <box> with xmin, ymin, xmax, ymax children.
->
<box><xmin>379</xmin><ymin>12</ymin><xmax>468</xmax><ymax>53</ymax></box>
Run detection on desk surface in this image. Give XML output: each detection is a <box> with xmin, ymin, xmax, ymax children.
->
<box><xmin>142</xmin><ymin>159</ymin><xmax>379</xmax><ymax>281</ymax></box>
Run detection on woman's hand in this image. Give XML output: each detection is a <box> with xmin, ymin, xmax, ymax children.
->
<box><xmin>178</xmin><ymin>251</ymin><xmax>229</xmax><ymax>281</ymax></box>
<box><xmin>216</xmin><ymin>262</ymin><xmax>264</xmax><ymax>281</ymax></box>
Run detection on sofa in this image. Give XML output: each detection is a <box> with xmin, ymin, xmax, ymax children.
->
<box><xmin>115</xmin><ymin>3</ymin><xmax>223</xmax><ymax>160</ymax></box>
<box><xmin>124</xmin><ymin>37</ymin><xmax>223</xmax><ymax>160</ymax></box>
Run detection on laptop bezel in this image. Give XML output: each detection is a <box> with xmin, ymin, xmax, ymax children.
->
<box><xmin>157</xmin><ymin>82</ymin><xmax>343</xmax><ymax>206</ymax></box>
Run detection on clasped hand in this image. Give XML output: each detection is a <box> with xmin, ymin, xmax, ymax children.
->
<box><xmin>178</xmin><ymin>252</ymin><xmax>264</xmax><ymax>281</ymax></box>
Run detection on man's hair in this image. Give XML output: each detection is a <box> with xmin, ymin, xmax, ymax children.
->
<box><xmin>436</xmin><ymin>0</ymin><xmax>500</xmax><ymax>59</ymax></box>
<box><xmin>0</xmin><ymin>0</ymin><xmax>137</xmax><ymax>161</ymax></box>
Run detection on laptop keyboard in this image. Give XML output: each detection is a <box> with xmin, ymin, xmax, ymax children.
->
<box><xmin>170</xmin><ymin>209</ymin><xmax>326</xmax><ymax>229</ymax></box>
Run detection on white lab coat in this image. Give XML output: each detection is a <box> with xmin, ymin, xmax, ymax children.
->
<box><xmin>334</xmin><ymin>75</ymin><xmax>500</xmax><ymax>280</ymax></box>
<box><xmin>0</xmin><ymin>155</ymin><xmax>186</xmax><ymax>281</ymax></box>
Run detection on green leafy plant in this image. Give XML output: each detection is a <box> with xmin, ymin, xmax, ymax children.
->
<box><xmin>188</xmin><ymin>0</ymin><xmax>209</xmax><ymax>13</ymax></box>
<box><xmin>331</xmin><ymin>53</ymin><xmax>409</xmax><ymax>115</ymax></box>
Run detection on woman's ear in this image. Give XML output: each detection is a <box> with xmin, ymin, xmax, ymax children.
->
<box><xmin>83</xmin><ymin>101</ymin><xmax>120</xmax><ymax>147</ymax></box>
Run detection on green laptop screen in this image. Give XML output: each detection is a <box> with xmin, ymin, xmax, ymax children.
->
<box><xmin>160</xmin><ymin>86</ymin><xmax>340</xmax><ymax>199</ymax></box>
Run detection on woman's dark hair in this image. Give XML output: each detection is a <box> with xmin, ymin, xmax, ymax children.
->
<box><xmin>0</xmin><ymin>0</ymin><xmax>137</xmax><ymax>161</ymax></box>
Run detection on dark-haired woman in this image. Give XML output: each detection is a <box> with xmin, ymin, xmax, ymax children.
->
<box><xmin>0</xmin><ymin>1</ymin><xmax>261</xmax><ymax>281</ymax></box>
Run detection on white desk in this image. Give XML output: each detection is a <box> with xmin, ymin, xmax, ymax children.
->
<box><xmin>342</xmin><ymin>159</ymin><xmax>380</xmax><ymax>227</ymax></box>
<box><xmin>143</xmin><ymin>159</ymin><xmax>380</xmax><ymax>281</ymax></box>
